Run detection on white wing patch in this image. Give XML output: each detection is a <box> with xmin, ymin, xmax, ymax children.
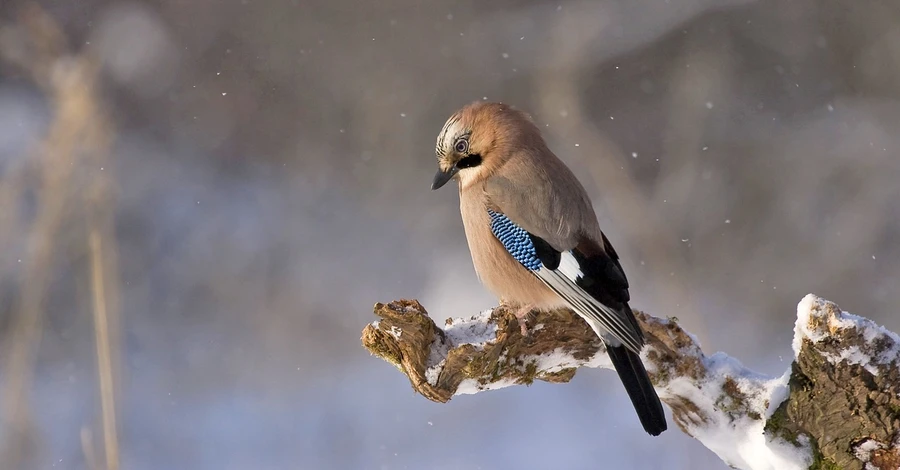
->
<box><xmin>555</xmin><ymin>251</ymin><xmax>583</xmax><ymax>280</ymax></box>
<box><xmin>534</xmin><ymin>252</ymin><xmax>644</xmax><ymax>354</ymax></box>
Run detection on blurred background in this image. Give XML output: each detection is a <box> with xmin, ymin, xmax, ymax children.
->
<box><xmin>0</xmin><ymin>0</ymin><xmax>898</xmax><ymax>469</ymax></box>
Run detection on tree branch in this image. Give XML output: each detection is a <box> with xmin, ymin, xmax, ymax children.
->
<box><xmin>361</xmin><ymin>295</ymin><xmax>900</xmax><ymax>470</ymax></box>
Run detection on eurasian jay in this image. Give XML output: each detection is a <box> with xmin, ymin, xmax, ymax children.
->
<box><xmin>430</xmin><ymin>101</ymin><xmax>667</xmax><ymax>436</ymax></box>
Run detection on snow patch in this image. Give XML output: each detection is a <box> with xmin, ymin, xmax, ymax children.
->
<box><xmin>826</xmin><ymin>345</ymin><xmax>879</xmax><ymax>376</ymax></box>
<box><xmin>425</xmin><ymin>309</ymin><xmax>497</xmax><ymax>386</ymax></box>
<box><xmin>853</xmin><ymin>438</ymin><xmax>884</xmax><ymax>470</ymax></box>
<box><xmin>854</xmin><ymin>434</ymin><xmax>900</xmax><ymax>470</ymax></box>
<box><xmin>794</xmin><ymin>294</ymin><xmax>899</xmax><ymax>376</ymax></box>
<box><xmin>455</xmin><ymin>377</ymin><xmax>518</xmax><ymax>395</ymax></box>
<box><xmin>388</xmin><ymin>325</ymin><xmax>402</xmax><ymax>339</ymax></box>
<box><xmin>520</xmin><ymin>348</ymin><xmax>583</xmax><ymax>375</ymax></box>
<box><xmin>424</xmin><ymin>357</ymin><xmax>446</xmax><ymax>386</ymax></box>
<box><xmin>443</xmin><ymin>309</ymin><xmax>497</xmax><ymax>347</ymax></box>
<box><xmin>793</xmin><ymin>294</ymin><xmax>825</xmax><ymax>355</ymax></box>
<box><xmin>658</xmin><ymin>356</ymin><xmax>811</xmax><ymax>470</ymax></box>
<box><xmin>640</xmin><ymin>347</ymin><xmax>660</xmax><ymax>374</ymax></box>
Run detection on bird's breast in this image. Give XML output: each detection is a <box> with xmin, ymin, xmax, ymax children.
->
<box><xmin>459</xmin><ymin>188</ymin><xmax>561</xmax><ymax>309</ymax></box>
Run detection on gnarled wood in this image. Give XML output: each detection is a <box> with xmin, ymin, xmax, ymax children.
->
<box><xmin>362</xmin><ymin>296</ymin><xmax>900</xmax><ymax>470</ymax></box>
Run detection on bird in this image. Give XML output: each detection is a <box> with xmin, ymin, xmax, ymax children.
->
<box><xmin>430</xmin><ymin>101</ymin><xmax>667</xmax><ymax>436</ymax></box>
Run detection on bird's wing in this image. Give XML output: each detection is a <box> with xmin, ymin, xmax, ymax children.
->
<box><xmin>483</xmin><ymin>165</ymin><xmax>598</xmax><ymax>252</ymax></box>
<box><xmin>487</xmin><ymin>209</ymin><xmax>645</xmax><ymax>353</ymax></box>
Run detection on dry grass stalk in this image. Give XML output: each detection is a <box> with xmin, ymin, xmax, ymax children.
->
<box><xmin>0</xmin><ymin>4</ymin><xmax>120</xmax><ymax>469</ymax></box>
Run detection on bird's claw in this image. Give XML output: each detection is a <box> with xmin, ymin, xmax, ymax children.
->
<box><xmin>512</xmin><ymin>304</ymin><xmax>535</xmax><ymax>337</ymax></box>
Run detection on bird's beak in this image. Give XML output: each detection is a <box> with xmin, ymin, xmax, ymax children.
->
<box><xmin>431</xmin><ymin>165</ymin><xmax>459</xmax><ymax>190</ymax></box>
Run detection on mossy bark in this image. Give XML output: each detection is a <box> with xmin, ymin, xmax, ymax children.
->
<box><xmin>767</xmin><ymin>301</ymin><xmax>900</xmax><ymax>470</ymax></box>
<box><xmin>362</xmin><ymin>298</ymin><xmax>900</xmax><ymax>470</ymax></box>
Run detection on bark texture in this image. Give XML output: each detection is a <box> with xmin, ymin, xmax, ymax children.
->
<box><xmin>361</xmin><ymin>296</ymin><xmax>900</xmax><ymax>470</ymax></box>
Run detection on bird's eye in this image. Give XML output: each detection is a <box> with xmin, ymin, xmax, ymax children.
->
<box><xmin>454</xmin><ymin>138</ymin><xmax>469</xmax><ymax>154</ymax></box>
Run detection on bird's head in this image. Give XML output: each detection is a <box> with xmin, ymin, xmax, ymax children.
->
<box><xmin>431</xmin><ymin>101</ymin><xmax>541</xmax><ymax>190</ymax></box>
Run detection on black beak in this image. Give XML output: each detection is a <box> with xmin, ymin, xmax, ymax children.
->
<box><xmin>431</xmin><ymin>166</ymin><xmax>459</xmax><ymax>190</ymax></box>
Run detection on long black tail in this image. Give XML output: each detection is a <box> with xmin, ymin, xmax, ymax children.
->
<box><xmin>607</xmin><ymin>345</ymin><xmax>667</xmax><ymax>436</ymax></box>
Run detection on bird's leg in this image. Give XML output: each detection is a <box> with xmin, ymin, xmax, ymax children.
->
<box><xmin>499</xmin><ymin>298</ymin><xmax>535</xmax><ymax>336</ymax></box>
<box><xmin>512</xmin><ymin>303</ymin><xmax>536</xmax><ymax>336</ymax></box>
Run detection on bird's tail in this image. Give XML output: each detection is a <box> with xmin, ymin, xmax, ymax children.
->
<box><xmin>606</xmin><ymin>344</ymin><xmax>668</xmax><ymax>436</ymax></box>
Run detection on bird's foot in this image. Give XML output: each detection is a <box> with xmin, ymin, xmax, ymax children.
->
<box><xmin>512</xmin><ymin>304</ymin><xmax>535</xmax><ymax>337</ymax></box>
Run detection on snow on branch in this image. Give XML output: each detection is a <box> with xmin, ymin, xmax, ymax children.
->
<box><xmin>361</xmin><ymin>295</ymin><xmax>900</xmax><ymax>470</ymax></box>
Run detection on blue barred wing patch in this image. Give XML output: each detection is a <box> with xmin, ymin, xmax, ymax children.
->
<box><xmin>487</xmin><ymin>210</ymin><xmax>543</xmax><ymax>271</ymax></box>
<box><xmin>486</xmin><ymin>210</ymin><xmax>644</xmax><ymax>353</ymax></box>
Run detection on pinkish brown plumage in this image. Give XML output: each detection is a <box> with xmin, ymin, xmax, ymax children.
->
<box><xmin>431</xmin><ymin>101</ymin><xmax>667</xmax><ymax>436</ymax></box>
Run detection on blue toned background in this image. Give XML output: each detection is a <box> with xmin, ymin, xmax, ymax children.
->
<box><xmin>1</xmin><ymin>0</ymin><xmax>899</xmax><ymax>469</ymax></box>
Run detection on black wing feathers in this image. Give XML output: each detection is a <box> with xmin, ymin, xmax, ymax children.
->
<box><xmin>527</xmin><ymin>234</ymin><xmax>561</xmax><ymax>270</ymax></box>
<box><xmin>570</xmin><ymin>248</ymin><xmax>630</xmax><ymax>305</ymax></box>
